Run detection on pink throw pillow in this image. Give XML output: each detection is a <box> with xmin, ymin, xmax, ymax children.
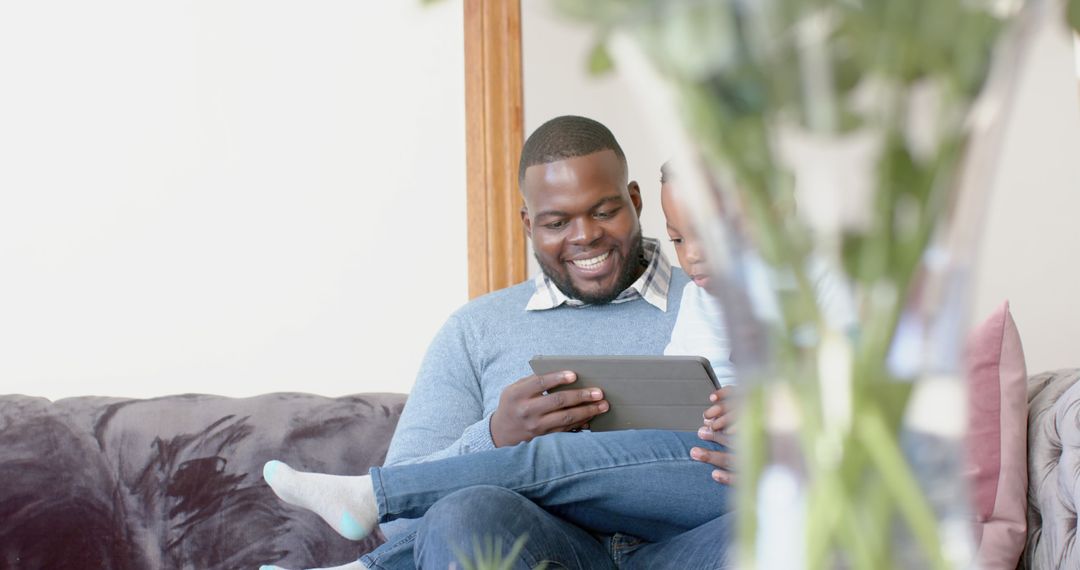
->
<box><xmin>965</xmin><ymin>301</ymin><xmax>1028</xmax><ymax>570</ymax></box>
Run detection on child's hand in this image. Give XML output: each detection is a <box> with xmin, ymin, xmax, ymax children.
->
<box><xmin>702</xmin><ymin>386</ymin><xmax>735</xmax><ymax>437</ymax></box>
<box><xmin>691</xmin><ymin>387</ymin><xmax>736</xmax><ymax>484</ymax></box>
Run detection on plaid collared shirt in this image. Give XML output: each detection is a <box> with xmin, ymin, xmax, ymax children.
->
<box><xmin>525</xmin><ymin>237</ymin><xmax>672</xmax><ymax>312</ymax></box>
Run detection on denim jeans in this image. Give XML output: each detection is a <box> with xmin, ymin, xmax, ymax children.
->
<box><xmin>360</xmin><ymin>429</ymin><xmax>731</xmax><ymax>569</ymax></box>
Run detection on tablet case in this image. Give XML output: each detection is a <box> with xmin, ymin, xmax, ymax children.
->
<box><xmin>529</xmin><ymin>355</ymin><xmax>720</xmax><ymax>432</ymax></box>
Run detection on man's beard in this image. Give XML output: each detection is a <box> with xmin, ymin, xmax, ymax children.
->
<box><xmin>536</xmin><ymin>229</ymin><xmax>646</xmax><ymax>305</ymax></box>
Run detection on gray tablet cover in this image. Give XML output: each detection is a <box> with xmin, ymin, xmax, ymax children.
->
<box><xmin>529</xmin><ymin>355</ymin><xmax>720</xmax><ymax>432</ymax></box>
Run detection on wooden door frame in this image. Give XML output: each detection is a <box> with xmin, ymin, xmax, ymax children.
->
<box><xmin>463</xmin><ymin>0</ymin><xmax>527</xmax><ymax>299</ymax></box>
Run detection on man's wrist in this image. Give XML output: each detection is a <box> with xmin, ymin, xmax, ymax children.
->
<box><xmin>461</xmin><ymin>413</ymin><xmax>498</xmax><ymax>454</ymax></box>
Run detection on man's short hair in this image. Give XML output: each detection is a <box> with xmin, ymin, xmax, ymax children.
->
<box><xmin>518</xmin><ymin>115</ymin><xmax>627</xmax><ymax>185</ymax></box>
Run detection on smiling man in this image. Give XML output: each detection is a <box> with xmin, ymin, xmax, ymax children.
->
<box><xmin>519</xmin><ymin>127</ymin><xmax>647</xmax><ymax>306</ymax></box>
<box><xmin>353</xmin><ymin>116</ymin><xmax>733</xmax><ymax>570</ymax></box>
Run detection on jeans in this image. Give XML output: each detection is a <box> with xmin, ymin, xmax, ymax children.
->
<box><xmin>360</xmin><ymin>429</ymin><xmax>731</xmax><ymax>569</ymax></box>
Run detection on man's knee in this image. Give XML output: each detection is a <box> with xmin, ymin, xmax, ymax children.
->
<box><xmin>421</xmin><ymin>485</ymin><xmax>526</xmax><ymax>531</ymax></box>
<box><xmin>415</xmin><ymin>486</ymin><xmax>537</xmax><ymax>567</ymax></box>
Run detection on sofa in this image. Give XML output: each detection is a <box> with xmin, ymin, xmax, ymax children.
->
<box><xmin>1</xmin><ymin>368</ymin><xmax>1076</xmax><ymax>570</ymax></box>
<box><xmin>0</xmin><ymin>392</ymin><xmax>405</xmax><ymax>570</ymax></box>
<box><xmin>1022</xmin><ymin>368</ymin><xmax>1080</xmax><ymax>569</ymax></box>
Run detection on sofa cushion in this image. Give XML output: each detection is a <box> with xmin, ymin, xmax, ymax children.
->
<box><xmin>0</xmin><ymin>392</ymin><xmax>405</xmax><ymax>570</ymax></box>
<box><xmin>965</xmin><ymin>301</ymin><xmax>1028</xmax><ymax>569</ymax></box>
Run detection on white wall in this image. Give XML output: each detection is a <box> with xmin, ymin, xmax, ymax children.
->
<box><xmin>971</xmin><ymin>21</ymin><xmax>1080</xmax><ymax>375</ymax></box>
<box><xmin>524</xmin><ymin>6</ymin><xmax>1080</xmax><ymax>375</ymax></box>
<box><xmin>0</xmin><ymin>1</ymin><xmax>467</xmax><ymax>399</ymax></box>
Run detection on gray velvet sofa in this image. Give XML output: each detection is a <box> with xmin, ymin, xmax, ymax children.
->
<box><xmin>1022</xmin><ymin>368</ymin><xmax>1080</xmax><ymax>569</ymax></box>
<box><xmin>0</xmin><ymin>392</ymin><xmax>405</xmax><ymax>570</ymax></box>
<box><xmin>1</xmin><ymin>369</ymin><xmax>1076</xmax><ymax>569</ymax></box>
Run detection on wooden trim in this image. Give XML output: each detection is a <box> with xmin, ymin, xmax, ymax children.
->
<box><xmin>464</xmin><ymin>0</ymin><xmax>526</xmax><ymax>299</ymax></box>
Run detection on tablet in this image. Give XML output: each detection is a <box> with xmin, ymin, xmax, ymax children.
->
<box><xmin>528</xmin><ymin>355</ymin><xmax>720</xmax><ymax>432</ymax></box>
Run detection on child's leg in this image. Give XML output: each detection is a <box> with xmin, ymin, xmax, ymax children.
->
<box><xmin>263</xmin><ymin>460</ymin><xmax>377</xmax><ymax>541</ymax></box>
<box><xmin>374</xmin><ymin>429</ymin><xmax>729</xmax><ymax>543</ymax></box>
<box><xmin>265</xmin><ymin>429</ymin><xmax>728</xmax><ymax>544</ymax></box>
<box><xmin>260</xmin><ymin>561</ymin><xmax>365</xmax><ymax>570</ymax></box>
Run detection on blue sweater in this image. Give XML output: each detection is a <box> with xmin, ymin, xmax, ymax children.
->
<box><xmin>383</xmin><ymin>270</ymin><xmax>690</xmax><ymax>467</ymax></box>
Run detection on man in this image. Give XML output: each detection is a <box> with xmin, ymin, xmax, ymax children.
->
<box><xmin>362</xmin><ymin>116</ymin><xmax>733</xmax><ymax>570</ymax></box>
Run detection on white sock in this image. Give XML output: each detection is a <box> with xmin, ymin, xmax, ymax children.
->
<box><xmin>262</xmin><ymin>460</ymin><xmax>378</xmax><ymax>541</ymax></box>
<box><xmin>260</xmin><ymin>562</ymin><xmax>367</xmax><ymax>570</ymax></box>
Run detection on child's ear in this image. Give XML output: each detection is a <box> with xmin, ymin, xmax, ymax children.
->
<box><xmin>627</xmin><ymin>181</ymin><xmax>643</xmax><ymax>216</ymax></box>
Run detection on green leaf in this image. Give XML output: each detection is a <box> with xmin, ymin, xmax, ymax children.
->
<box><xmin>873</xmin><ymin>381</ymin><xmax>915</xmax><ymax>432</ymax></box>
<box><xmin>857</xmin><ymin>409</ymin><xmax>948</xmax><ymax>570</ymax></box>
<box><xmin>1069</xmin><ymin>0</ymin><xmax>1080</xmax><ymax>34</ymax></box>
<box><xmin>587</xmin><ymin>39</ymin><xmax>616</xmax><ymax>75</ymax></box>
<box><xmin>453</xmin><ymin>534</ymin><xmax>546</xmax><ymax>570</ymax></box>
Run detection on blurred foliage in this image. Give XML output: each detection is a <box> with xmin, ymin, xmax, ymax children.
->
<box><xmin>550</xmin><ymin>0</ymin><xmax>1071</xmax><ymax>568</ymax></box>
<box><xmin>1069</xmin><ymin>0</ymin><xmax>1080</xmax><ymax>30</ymax></box>
<box><xmin>453</xmin><ymin>534</ymin><xmax>549</xmax><ymax>570</ymax></box>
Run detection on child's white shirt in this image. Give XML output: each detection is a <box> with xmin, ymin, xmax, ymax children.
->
<box><xmin>663</xmin><ymin>255</ymin><xmax>857</xmax><ymax>388</ymax></box>
<box><xmin>664</xmin><ymin>281</ymin><xmax>736</xmax><ymax>386</ymax></box>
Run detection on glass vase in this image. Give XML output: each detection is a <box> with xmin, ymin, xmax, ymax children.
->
<box><xmin>553</xmin><ymin>0</ymin><xmax>1043</xmax><ymax>567</ymax></box>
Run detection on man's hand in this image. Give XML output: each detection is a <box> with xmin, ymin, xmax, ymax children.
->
<box><xmin>691</xmin><ymin>386</ymin><xmax>736</xmax><ymax>484</ymax></box>
<box><xmin>490</xmin><ymin>371</ymin><xmax>608</xmax><ymax>447</ymax></box>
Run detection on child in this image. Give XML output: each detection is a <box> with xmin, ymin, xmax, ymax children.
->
<box><xmin>259</xmin><ymin>164</ymin><xmax>734</xmax><ymax>570</ymax></box>
<box><xmin>659</xmin><ymin>161</ymin><xmax>736</xmax><ymax>386</ymax></box>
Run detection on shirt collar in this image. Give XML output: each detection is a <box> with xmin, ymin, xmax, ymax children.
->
<box><xmin>525</xmin><ymin>238</ymin><xmax>672</xmax><ymax>312</ymax></box>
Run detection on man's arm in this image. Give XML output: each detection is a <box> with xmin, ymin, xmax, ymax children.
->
<box><xmin>384</xmin><ymin>310</ymin><xmax>610</xmax><ymax>467</ymax></box>
<box><xmin>383</xmin><ymin>312</ymin><xmax>493</xmax><ymax>467</ymax></box>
